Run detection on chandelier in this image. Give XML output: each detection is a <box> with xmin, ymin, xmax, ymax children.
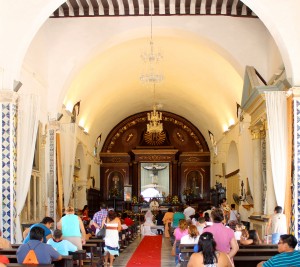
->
<box><xmin>140</xmin><ymin>0</ymin><xmax>164</xmax><ymax>134</ymax></box>
<box><xmin>147</xmin><ymin>104</ymin><xmax>163</xmax><ymax>133</ymax></box>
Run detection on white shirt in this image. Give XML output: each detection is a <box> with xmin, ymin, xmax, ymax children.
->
<box><xmin>180</xmin><ymin>234</ymin><xmax>199</xmax><ymax>245</ymax></box>
<box><xmin>271</xmin><ymin>213</ymin><xmax>287</xmax><ymax>234</ymax></box>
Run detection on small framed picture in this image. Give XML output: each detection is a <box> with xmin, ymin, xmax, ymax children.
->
<box><xmin>124</xmin><ymin>185</ymin><xmax>132</xmax><ymax>202</ymax></box>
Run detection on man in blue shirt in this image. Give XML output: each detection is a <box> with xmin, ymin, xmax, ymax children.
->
<box><xmin>93</xmin><ymin>203</ymin><xmax>108</xmax><ymax>235</ymax></box>
<box><xmin>17</xmin><ymin>226</ymin><xmax>62</xmax><ymax>264</ymax></box>
<box><xmin>23</xmin><ymin>217</ymin><xmax>54</xmax><ymax>243</ymax></box>
<box><xmin>47</xmin><ymin>229</ymin><xmax>77</xmax><ymax>256</ymax></box>
<box><xmin>257</xmin><ymin>234</ymin><xmax>300</xmax><ymax>267</ymax></box>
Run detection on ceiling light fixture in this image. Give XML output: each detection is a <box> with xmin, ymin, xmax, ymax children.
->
<box><xmin>140</xmin><ymin>0</ymin><xmax>164</xmax><ymax>134</ymax></box>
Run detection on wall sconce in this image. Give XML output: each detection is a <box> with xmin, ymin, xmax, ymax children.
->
<box><xmin>83</xmin><ymin>129</ymin><xmax>89</xmax><ymax>135</ymax></box>
<box><xmin>93</xmin><ymin>134</ymin><xmax>102</xmax><ymax>157</ymax></box>
<box><xmin>71</xmin><ymin>101</ymin><xmax>81</xmax><ymax>123</ymax></box>
<box><xmin>13</xmin><ymin>80</ymin><xmax>22</xmax><ymax>92</ymax></box>
<box><xmin>57</xmin><ymin>113</ymin><xmax>63</xmax><ymax>121</ymax></box>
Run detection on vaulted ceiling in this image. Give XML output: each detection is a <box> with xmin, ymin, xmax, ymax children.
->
<box><xmin>24</xmin><ymin>0</ymin><xmax>282</xmax><ymax>151</ymax></box>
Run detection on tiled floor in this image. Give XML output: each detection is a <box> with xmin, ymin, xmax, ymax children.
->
<box><xmin>113</xmin><ymin>235</ymin><xmax>175</xmax><ymax>267</ymax></box>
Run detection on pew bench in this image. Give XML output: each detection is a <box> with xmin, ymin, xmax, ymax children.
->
<box><xmin>234</xmin><ymin>255</ymin><xmax>272</xmax><ymax>267</ymax></box>
<box><xmin>0</xmin><ymin>249</ymin><xmax>18</xmax><ymax>255</ymax></box>
<box><xmin>236</xmin><ymin>248</ymin><xmax>278</xmax><ymax>256</ymax></box>
<box><xmin>8</xmin><ymin>264</ymin><xmax>54</xmax><ymax>267</ymax></box>
<box><xmin>239</xmin><ymin>244</ymin><xmax>277</xmax><ymax>249</ymax></box>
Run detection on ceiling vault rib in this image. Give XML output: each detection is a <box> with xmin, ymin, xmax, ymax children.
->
<box><xmin>50</xmin><ymin>0</ymin><xmax>257</xmax><ymax>17</ymax></box>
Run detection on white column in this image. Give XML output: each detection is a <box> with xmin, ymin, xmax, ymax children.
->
<box><xmin>250</xmin><ymin>125</ymin><xmax>264</xmax><ymax>215</ymax></box>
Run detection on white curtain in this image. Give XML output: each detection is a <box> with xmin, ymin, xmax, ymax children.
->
<box><xmin>265</xmin><ymin>91</ymin><xmax>287</xmax><ymax>208</ymax></box>
<box><xmin>16</xmin><ymin>94</ymin><xmax>40</xmax><ymax>243</ymax></box>
<box><xmin>60</xmin><ymin>123</ymin><xmax>77</xmax><ymax>209</ymax></box>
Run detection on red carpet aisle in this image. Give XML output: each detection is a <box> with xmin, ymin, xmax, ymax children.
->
<box><xmin>126</xmin><ymin>235</ymin><xmax>162</xmax><ymax>267</ymax></box>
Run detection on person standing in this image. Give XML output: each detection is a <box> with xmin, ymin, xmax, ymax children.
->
<box><xmin>93</xmin><ymin>203</ymin><xmax>108</xmax><ymax>235</ymax></box>
<box><xmin>257</xmin><ymin>234</ymin><xmax>300</xmax><ymax>266</ymax></box>
<box><xmin>202</xmin><ymin>208</ymin><xmax>239</xmax><ymax>261</ymax></box>
<box><xmin>102</xmin><ymin>210</ymin><xmax>121</xmax><ymax>267</ymax></box>
<box><xmin>162</xmin><ymin>207</ymin><xmax>174</xmax><ymax>238</ymax></box>
<box><xmin>23</xmin><ymin>217</ymin><xmax>54</xmax><ymax>243</ymax></box>
<box><xmin>228</xmin><ymin>204</ymin><xmax>240</xmax><ymax>229</ymax></box>
<box><xmin>266</xmin><ymin>206</ymin><xmax>287</xmax><ymax>244</ymax></box>
<box><xmin>220</xmin><ymin>198</ymin><xmax>230</xmax><ymax>224</ymax></box>
<box><xmin>57</xmin><ymin>206</ymin><xmax>86</xmax><ymax>250</ymax></box>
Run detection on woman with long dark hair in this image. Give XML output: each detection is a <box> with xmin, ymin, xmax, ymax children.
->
<box><xmin>187</xmin><ymin>232</ymin><xmax>233</xmax><ymax>267</ymax></box>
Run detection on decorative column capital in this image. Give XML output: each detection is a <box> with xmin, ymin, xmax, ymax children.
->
<box><xmin>48</xmin><ymin>120</ymin><xmax>60</xmax><ymax>131</ymax></box>
<box><xmin>292</xmin><ymin>87</ymin><xmax>300</xmax><ymax>98</ymax></box>
<box><xmin>0</xmin><ymin>90</ymin><xmax>18</xmax><ymax>104</ymax></box>
<box><xmin>249</xmin><ymin>123</ymin><xmax>266</xmax><ymax>139</ymax></box>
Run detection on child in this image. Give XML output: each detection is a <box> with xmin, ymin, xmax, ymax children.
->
<box><xmin>234</xmin><ymin>223</ymin><xmax>243</xmax><ymax>241</ymax></box>
<box><xmin>47</xmin><ymin>229</ymin><xmax>77</xmax><ymax>255</ymax></box>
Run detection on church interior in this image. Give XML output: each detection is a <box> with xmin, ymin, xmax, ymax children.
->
<box><xmin>1</xmin><ymin>1</ymin><xmax>300</xmax><ymax>257</ymax></box>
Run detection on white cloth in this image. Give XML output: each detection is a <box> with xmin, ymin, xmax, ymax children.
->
<box><xmin>184</xmin><ymin>206</ymin><xmax>195</xmax><ymax>220</ymax></box>
<box><xmin>265</xmin><ymin>91</ymin><xmax>287</xmax><ymax>208</ymax></box>
<box><xmin>141</xmin><ymin>210</ymin><xmax>156</xmax><ymax>236</ymax></box>
<box><xmin>180</xmin><ymin>235</ymin><xmax>199</xmax><ymax>245</ymax></box>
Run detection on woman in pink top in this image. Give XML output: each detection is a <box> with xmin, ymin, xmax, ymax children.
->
<box><xmin>202</xmin><ymin>208</ymin><xmax>239</xmax><ymax>261</ymax></box>
<box><xmin>173</xmin><ymin>219</ymin><xmax>188</xmax><ymax>265</ymax></box>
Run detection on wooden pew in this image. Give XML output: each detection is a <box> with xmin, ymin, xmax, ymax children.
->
<box><xmin>82</xmin><ymin>243</ymin><xmax>98</xmax><ymax>266</ymax></box>
<box><xmin>234</xmin><ymin>255</ymin><xmax>272</xmax><ymax>267</ymax></box>
<box><xmin>179</xmin><ymin>244</ymin><xmax>196</xmax><ymax>267</ymax></box>
<box><xmin>2</xmin><ymin>254</ymin><xmax>73</xmax><ymax>267</ymax></box>
<box><xmin>0</xmin><ymin>249</ymin><xmax>18</xmax><ymax>255</ymax></box>
<box><xmin>11</xmin><ymin>244</ymin><xmax>21</xmax><ymax>249</ymax></box>
<box><xmin>8</xmin><ymin>264</ymin><xmax>54</xmax><ymax>267</ymax></box>
<box><xmin>239</xmin><ymin>244</ymin><xmax>277</xmax><ymax>249</ymax></box>
<box><xmin>68</xmin><ymin>250</ymin><xmax>86</xmax><ymax>266</ymax></box>
<box><xmin>236</xmin><ymin>248</ymin><xmax>278</xmax><ymax>256</ymax></box>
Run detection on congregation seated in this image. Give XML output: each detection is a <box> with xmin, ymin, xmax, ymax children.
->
<box><xmin>187</xmin><ymin>232</ymin><xmax>233</xmax><ymax>267</ymax></box>
<box><xmin>121</xmin><ymin>212</ymin><xmax>134</xmax><ymax>227</ymax></box>
<box><xmin>47</xmin><ymin>229</ymin><xmax>77</xmax><ymax>256</ymax></box>
<box><xmin>17</xmin><ymin>226</ymin><xmax>62</xmax><ymax>264</ymax></box>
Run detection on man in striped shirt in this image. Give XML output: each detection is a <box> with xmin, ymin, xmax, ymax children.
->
<box><xmin>257</xmin><ymin>234</ymin><xmax>300</xmax><ymax>267</ymax></box>
<box><xmin>93</xmin><ymin>203</ymin><xmax>108</xmax><ymax>235</ymax></box>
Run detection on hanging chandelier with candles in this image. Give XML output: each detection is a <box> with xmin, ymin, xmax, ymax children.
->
<box><xmin>147</xmin><ymin>104</ymin><xmax>163</xmax><ymax>133</ymax></box>
<box><xmin>140</xmin><ymin>0</ymin><xmax>164</xmax><ymax>134</ymax></box>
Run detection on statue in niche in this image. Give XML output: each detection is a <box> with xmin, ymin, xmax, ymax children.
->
<box><xmin>108</xmin><ymin>171</ymin><xmax>123</xmax><ymax>199</ymax></box>
<box><xmin>187</xmin><ymin>171</ymin><xmax>202</xmax><ymax>197</ymax></box>
<box><xmin>143</xmin><ymin>164</ymin><xmax>167</xmax><ymax>185</ymax></box>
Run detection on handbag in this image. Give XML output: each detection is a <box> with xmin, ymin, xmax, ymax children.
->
<box><xmin>97</xmin><ymin>218</ymin><xmax>107</xmax><ymax>238</ymax></box>
<box><xmin>97</xmin><ymin>225</ymin><xmax>106</xmax><ymax>238</ymax></box>
<box><xmin>171</xmin><ymin>241</ymin><xmax>176</xmax><ymax>256</ymax></box>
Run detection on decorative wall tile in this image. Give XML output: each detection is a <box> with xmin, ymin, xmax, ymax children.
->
<box><xmin>0</xmin><ymin>103</ymin><xmax>16</xmax><ymax>241</ymax></box>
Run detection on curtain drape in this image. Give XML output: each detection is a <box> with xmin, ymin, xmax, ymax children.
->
<box><xmin>265</xmin><ymin>91</ymin><xmax>288</xmax><ymax>209</ymax></box>
<box><xmin>15</xmin><ymin>94</ymin><xmax>40</xmax><ymax>243</ymax></box>
<box><xmin>59</xmin><ymin>123</ymin><xmax>77</xmax><ymax>209</ymax></box>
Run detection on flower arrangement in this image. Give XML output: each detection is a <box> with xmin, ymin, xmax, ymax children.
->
<box><xmin>132</xmin><ymin>196</ymin><xmax>138</xmax><ymax>204</ymax></box>
<box><xmin>165</xmin><ymin>194</ymin><xmax>173</xmax><ymax>204</ymax></box>
<box><xmin>172</xmin><ymin>195</ymin><xmax>180</xmax><ymax>205</ymax></box>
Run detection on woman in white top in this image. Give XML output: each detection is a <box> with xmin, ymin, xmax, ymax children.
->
<box><xmin>101</xmin><ymin>210</ymin><xmax>121</xmax><ymax>267</ymax></box>
<box><xmin>181</xmin><ymin>225</ymin><xmax>200</xmax><ymax>245</ymax></box>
